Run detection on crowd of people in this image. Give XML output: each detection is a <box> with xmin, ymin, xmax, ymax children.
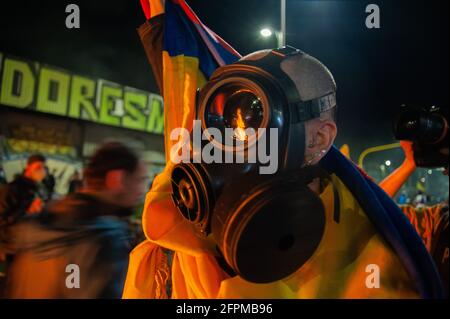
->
<box><xmin>0</xmin><ymin>142</ymin><xmax>149</xmax><ymax>297</ymax></box>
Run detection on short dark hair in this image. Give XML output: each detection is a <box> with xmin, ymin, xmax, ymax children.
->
<box><xmin>84</xmin><ymin>142</ymin><xmax>140</xmax><ymax>186</ymax></box>
<box><xmin>27</xmin><ymin>154</ymin><xmax>46</xmax><ymax>166</ymax></box>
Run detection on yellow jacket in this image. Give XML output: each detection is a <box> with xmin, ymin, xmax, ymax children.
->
<box><xmin>123</xmin><ymin>168</ymin><xmax>419</xmax><ymax>299</ymax></box>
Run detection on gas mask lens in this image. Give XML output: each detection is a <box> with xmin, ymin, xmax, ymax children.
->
<box><xmin>205</xmin><ymin>84</ymin><xmax>265</xmax><ymax>145</ymax></box>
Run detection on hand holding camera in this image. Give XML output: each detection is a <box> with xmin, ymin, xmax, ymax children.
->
<box><xmin>394</xmin><ymin>105</ymin><xmax>449</xmax><ymax>169</ymax></box>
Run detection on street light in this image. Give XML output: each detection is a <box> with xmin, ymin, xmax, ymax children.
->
<box><xmin>260</xmin><ymin>27</ymin><xmax>284</xmax><ymax>48</ymax></box>
<box><xmin>260</xmin><ymin>28</ymin><xmax>273</xmax><ymax>37</ymax></box>
<box><xmin>385</xmin><ymin>160</ymin><xmax>391</xmax><ymax>167</ymax></box>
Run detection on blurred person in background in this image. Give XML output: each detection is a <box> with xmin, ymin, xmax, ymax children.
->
<box><xmin>4</xmin><ymin>142</ymin><xmax>148</xmax><ymax>298</ymax></box>
<box><xmin>0</xmin><ymin>154</ymin><xmax>47</xmax><ymax>294</ymax></box>
<box><xmin>0</xmin><ymin>166</ymin><xmax>6</xmax><ymax>186</ymax></box>
<box><xmin>42</xmin><ymin>167</ymin><xmax>56</xmax><ymax>202</ymax></box>
<box><xmin>68</xmin><ymin>170</ymin><xmax>83</xmax><ymax>194</ymax></box>
<box><xmin>0</xmin><ymin>154</ymin><xmax>47</xmax><ymax>228</ymax></box>
<box><xmin>414</xmin><ymin>190</ymin><xmax>428</xmax><ymax>207</ymax></box>
<box><xmin>398</xmin><ymin>191</ymin><xmax>408</xmax><ymax>205</ymax></box>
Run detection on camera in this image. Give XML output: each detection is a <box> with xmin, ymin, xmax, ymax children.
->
<box><xmin>393</xmin><ymin>105</ymin><xmax>448</xmax><ymax>168</ymax></box>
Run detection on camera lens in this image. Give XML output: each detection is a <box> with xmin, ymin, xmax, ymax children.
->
<box><xmin>394</xmin><ymin>110</ymin><xmax>447</xmax><ymax>144</ymax></box>
<box><xmin>394</xmin><ymin>111</ymin><xmax>420</xmax><ymax>140</ymax></box>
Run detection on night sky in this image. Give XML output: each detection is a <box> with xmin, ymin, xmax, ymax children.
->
<box><xmin>0</xmin><ymin>0</ymin><xmax>448</xmax><ymax>158</ymax></box>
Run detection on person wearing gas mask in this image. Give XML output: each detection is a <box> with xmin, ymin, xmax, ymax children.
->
<box><xmin>123</xmin><ymin>0</ymin><xmax>444</xmax><ymax>299</ymax></box>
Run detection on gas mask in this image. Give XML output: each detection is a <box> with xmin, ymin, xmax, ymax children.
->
<box><xmin>170</xmin><ymin>46</ymin><xmax>337</xmax><ymax>283</ymax></box>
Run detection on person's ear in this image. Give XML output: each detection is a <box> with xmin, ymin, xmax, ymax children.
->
<box><xmin>105</xmin><ymin>170</ymin><xmax>125</xmax><ymax>191</ymax></box>
<box><xmin>305</xmin><ymin>119</ymin><xmax>337</xmax><ymax>165</ymax></box>
<box><xmin>316</xmin><ymin>119</ymin><xmax>337</xmax><ymax>152</ymax></box>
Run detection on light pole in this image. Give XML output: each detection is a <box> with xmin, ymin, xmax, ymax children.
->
<box><xmin>281</xmin><ymin>0</ymin><xmax>286</xmax><ymax>46</ymax></box>
<box><xmin>260</xmin><ymin>0</ymin><xmax>287</xmax><ymax>48</ymax></box>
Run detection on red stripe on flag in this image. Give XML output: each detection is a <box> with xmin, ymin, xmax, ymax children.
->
<box><xmin>175</xmin><ymin>0</ymin><xmax>202</xmax><ymax>24</ymax></box>
<box><xmin>177</xmin><ymin>0</ymin><xmax>241</xmax><ymax>58</ymax></box>
<box><xmin>205</xmin><ymin>25</ymin><xmax>242</xmax><ymax>58</ymax></box>
<box><xmin>140</xmin><ymin>0</ymin><xmax>151</xmax><ymax>19</ymax></box>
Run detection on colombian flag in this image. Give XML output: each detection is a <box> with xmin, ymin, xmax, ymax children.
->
<box><xmin>123</xmin><ymin>0</ymin><xmax>241</xmax><ymax>299</ymax></box>
<box><xmin>141</xmin><ymin>0</ymin><xmax>241</xmax><ymax>161</ymax></box>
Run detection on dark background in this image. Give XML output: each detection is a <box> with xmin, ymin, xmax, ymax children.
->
<box><xmin>0</xmin><ymin>0</ymin><xmax>448</xmax><ymax>158</ymax></box>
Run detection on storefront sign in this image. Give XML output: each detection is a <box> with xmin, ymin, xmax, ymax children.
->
<box><xmin>0</xmin><ymin>52</ymin><xmax>164</xmax><ymax>134</ymax></box>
